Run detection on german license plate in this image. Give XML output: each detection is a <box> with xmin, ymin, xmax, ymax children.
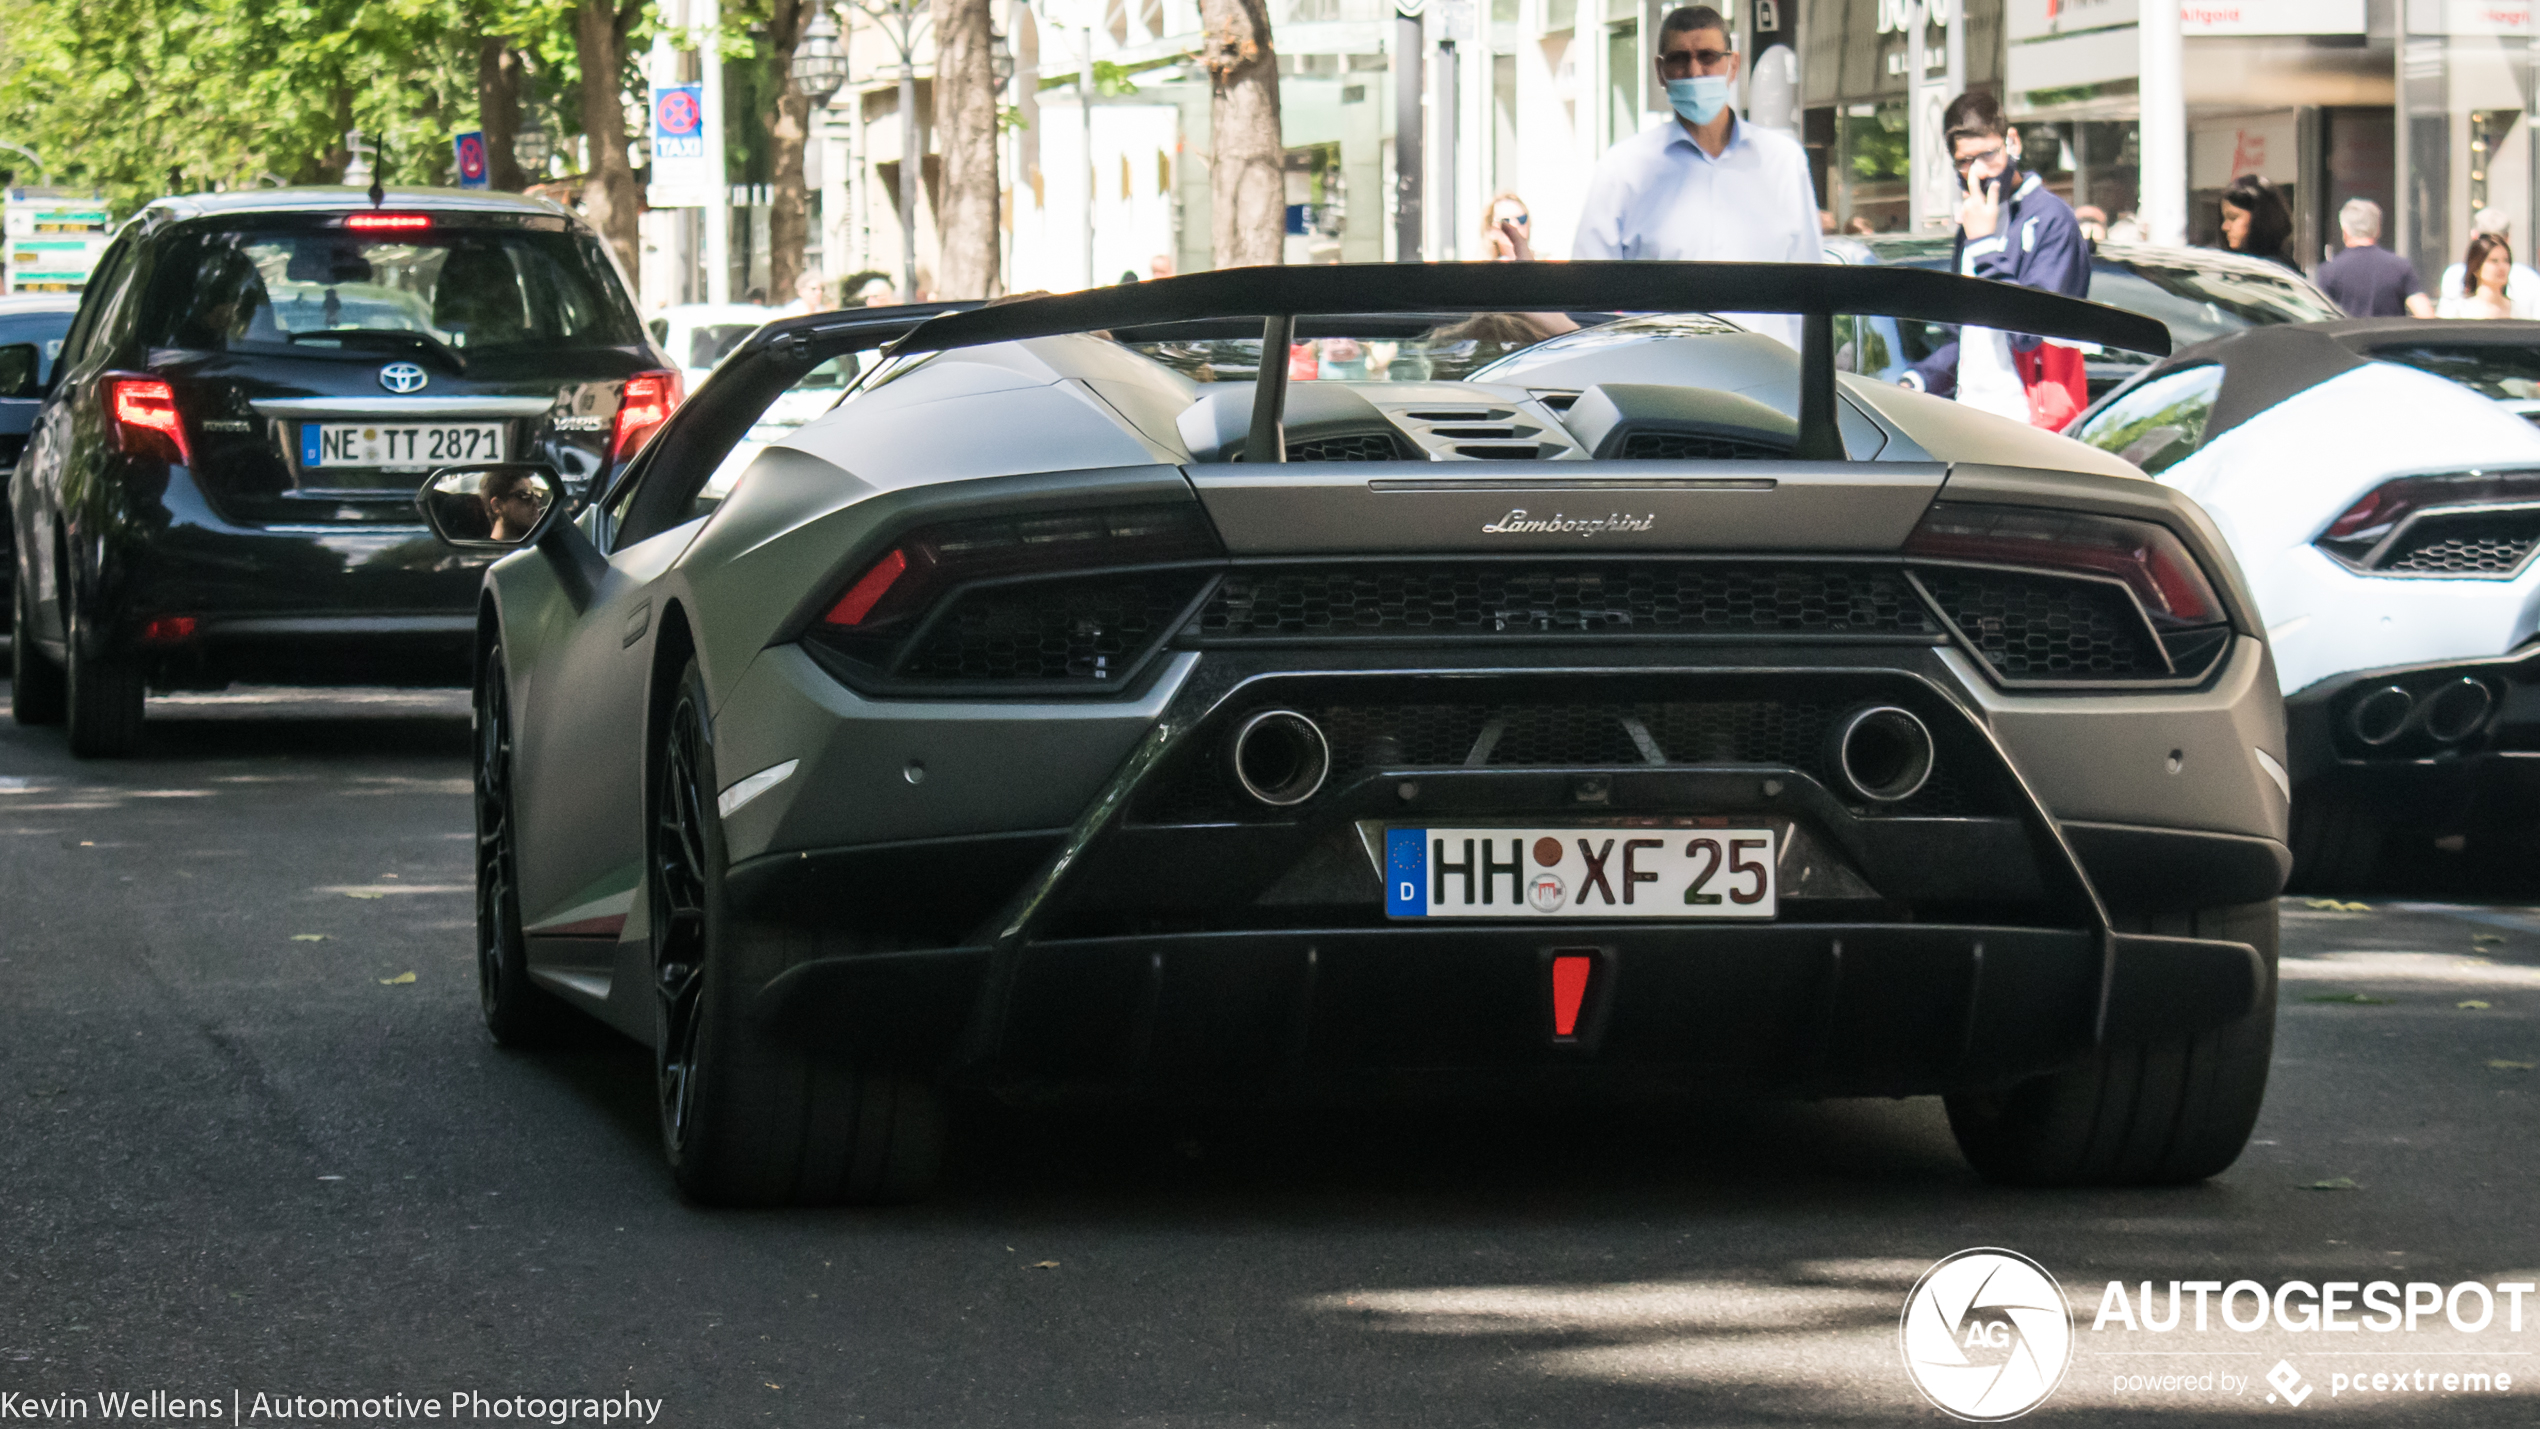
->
<box><xmin>1386</xmin><ymin>827</ymin><xmax>1777</xmax><ymax>918</ymax></box>
<box><xmin>302</xmin><ymin>422</ymin><xmax>506</xmax><ymax>469</ymax></box>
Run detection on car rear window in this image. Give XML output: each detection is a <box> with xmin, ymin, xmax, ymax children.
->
<box><xmin>0</xmin><ymin>309</ymin><xmax>74</xmax><ymax>384</ymax></box>
<box><xmin>138</xmin><ymin>224</ymin><xmax>643</xmax><ymax>359</ymax></box>
<box><xmin>2088</xmin><ymin>261</ymin><xmax>2340</xmax><ymax>345</ymax></box>
<box><xmin>2368</xmin><ymin>344</ymin><xmax>2540</xmax><ymax>402</ymax></box>
<box><xmin>686</xmin><ymin>323</ymin><xmax>762</xmax><ymax>370</ymax></box>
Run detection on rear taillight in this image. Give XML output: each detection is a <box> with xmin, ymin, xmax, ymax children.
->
<box><xmin>1904</xmin><ymin>502</ymin><xmax>2222</xmax><ymax>630</ymax></box>
<box><xmin>808</xmin><ymin>503</ymin><xmax>1224</xmax><ymax>686</ymax></box>
<box><xmin>106</xmin><ymin>376</ymin><xmax>192</xmax><ymax>466</ymax></box>
<box><xmin>611</xmin><ymin>370</ymin><xmax>682</xmax><ymax>460</ymax></box>
<box><xmin>2316</xmin><ymin>470</ymin><xmax>2540</xmax><ymax>574</ymax></box>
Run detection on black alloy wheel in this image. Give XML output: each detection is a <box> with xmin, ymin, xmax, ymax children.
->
<box><xmin>648</xmin><ymin>654</ymin><xmax>946</xmax><ymax>1206</ymax></box>
<box><xmin>475</xmin><ymin>638</ymin><xmax>572</xmax><ymax>1044</ymax></box>
<box><xmin>10</xmin><ymin>565</ymin><xmax>65</xmax><ymax>726</ymax></box>
<box><xmin>651</xmin><ymin>676</ymin><xmax>714</xmax><ymax>1158</ymax></box>
<box><xmin>62</xmin><ymin>573</ymin><xmax>143</xmax><ymax>758</ymax></box>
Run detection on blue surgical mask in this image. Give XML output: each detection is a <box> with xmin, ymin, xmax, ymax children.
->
<box><xmin>1666</xmin><ymin>75</ymin><xmax>1732</xmax><ymax>125</ymax></box>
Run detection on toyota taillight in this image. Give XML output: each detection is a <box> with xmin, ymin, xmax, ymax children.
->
<box><xmin>106</xmin><ymin>376</ymin><xmax>192</xmax><ymax>466</ymax></box>
<box><xmin>1904</xmin><ymin>502</ymin><xmax>2222</xmax><ymax>630</ymax></box>
<box><xmin>611</xmin><ymin>370</ymin><xmax>682</xmax><ymax>460</ymax></box>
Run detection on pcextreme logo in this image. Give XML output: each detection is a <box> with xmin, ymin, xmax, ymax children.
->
<box><xmin>1900</xmin><ymin>1248</ymin><xmax>2075</xmax><ymax>1421</ymax></box>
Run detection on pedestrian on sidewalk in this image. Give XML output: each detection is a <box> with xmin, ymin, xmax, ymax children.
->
<box><xmin>1570</xmin><ymin>5</ymin><xmax>1822</xmax><ymax>348</ymax></box>
<box><xmin>2436</xmin><ymin>232</ymin><xmax>2519</xmax><ymax>320</ymax></box>
<box><xmin>2216</xmin><ymin>175</ymin><xmax>2296</xmax><ymax>272</ymax></box>
<box><xmin>1898</xmin><ymin>92</ymin><xmax>2092</xmax><ymax>431</ymax></box>
<box><xmin>2317</xmin><ymin>199</ymin><xmax>2434</xmax><ymax>318</ymax></box>
<box><xmin>2436</xmin><ymin>209</ymin><xmax>2540</xmax><ymax>318</ymax></box>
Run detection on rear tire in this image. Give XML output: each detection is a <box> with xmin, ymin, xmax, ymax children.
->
<box><xmin>1945</xmin><ymin>900</ymin><xmax>2277</xmax><ymax>1187</ymax></box>
<box><xmin>651</xmin><ymin>655</ymin><xmax>945</xmax><ymax>1206</ymax></box>
<box><xmin>2288</xmin><ymin>787</ymin><xmax>2382</xmax><ymax>893</ymax></box>
<box><xmin>62</xmin><ymin>579</ymin><xmax>142</xmax><ymax>758</ymax></box>
<box><xmin>10</xmin><ymin>566</ymin><xmax>64</xmax><ymax>726</ymax></box>
<box><xmin>475</xmin><ymin>636</ymin><xmax>577</xmax><ymax>1046</ymax></box>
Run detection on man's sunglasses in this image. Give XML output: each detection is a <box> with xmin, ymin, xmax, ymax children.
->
<box><xmin>1658</xmin><ymin>48</ymin><xmax>1734</xmax><ymax>75</ymax></box>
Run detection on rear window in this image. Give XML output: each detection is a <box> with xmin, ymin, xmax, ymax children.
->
<box><xmin>0</xmin><ymin>309</ymin><xmax>74</xmax><ymax>384</ymax></box>
<box><xmin>2368</xmin><ymin>344</ymin><xmax>2540</xmax><ymax>401</ymax></box>
<box><xmin>685</xmin><ymin>323</ymin><xmax>761</xmax><ymax>371</ymax></box>
<box><xmin>139</xmin><ymin>224</ymin><xmax>643</xmax><ymax>359</ymax></box>
<box><xmin>2090</xmin><ymin>260</ymin><xmax>2341</xmax><ymax>347</ymax></box>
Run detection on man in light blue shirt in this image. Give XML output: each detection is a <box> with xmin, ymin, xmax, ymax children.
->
<box><xmin>1570</xmin><ymin>5</ymin><xmax>1823</xmax><ymax>348</ymax></box>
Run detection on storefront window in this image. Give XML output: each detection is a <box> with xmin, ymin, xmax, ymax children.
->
<box><xmin>1839</xmin><ymin>102</ymin><xmax>1910</xmax><ymax>232</ymax></box>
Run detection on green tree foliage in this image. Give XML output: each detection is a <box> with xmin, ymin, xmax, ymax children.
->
<box><xmin>0</xmin><ymin>0</ymin><xmax>627</xmax><ymax>214</ymax></box>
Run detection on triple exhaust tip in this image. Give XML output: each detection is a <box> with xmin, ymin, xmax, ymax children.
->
<box><xmin>2350</xmin><ymin>678</ymin><xmax>2497</xmax><ymax>748</ymax></box>
<box><xmin>1231</xmin><ymin>709</ymin><xmax>1331</xmax><ymax>807</ymax></box>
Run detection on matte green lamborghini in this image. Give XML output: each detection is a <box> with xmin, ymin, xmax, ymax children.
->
<box><xmin>419</xmin><ymin>264</ymin><xmax>2291</xmax><ymax>1205</ymax></box>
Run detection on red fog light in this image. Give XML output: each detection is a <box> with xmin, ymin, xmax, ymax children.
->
<box><xmin>140</xmin><ymin>616</ymin><xmax>198</xmax><ymax>645</ymax></box>
<box><xmin>1551</xmin><ymin>954</ymin><xmax>1593</xmax><ymax>1038</ymax></box>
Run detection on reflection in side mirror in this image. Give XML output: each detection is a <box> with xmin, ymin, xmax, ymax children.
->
<box><xmin>0</xmin><ymin>343</ymin><xmax>38</xmax><ymax>400</ymax></box>
<box><xmin>415</xmin><ymin>463</ymin><xmax>566</xmax><ymax>549</ymax></box>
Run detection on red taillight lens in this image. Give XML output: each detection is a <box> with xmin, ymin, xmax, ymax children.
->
<box><xmin>824</xmin><ymin>548</ymin><xmax>909</xmax><ymax>626</ymax></box>
<box><xmin>1904</xmin><ymin>502</ymin><xmax>2222</xmax><ymax>630</ymax></box>
<box><xmin>345</xmin><ymin>213</ymin><xmax>432</xmax><ymax>231</ymax></box>
<box><xmin>611</xmin><ymin>369</ymin><xmax>683</xmax><ymax>460</ymax></box>
<box><xmin>809</xmin><ymin>504</ymin><xmax>1222</xmax><ymax>654</ymax></box>
<box><xmin>107</xmin><ymin>377</ymin><xmax>192</xmax><ymax>466</ymax></box>
<box><xmin>139</xmin><ymin>616</ymin><xmax>198</xmax><ymax>645</ymax></box>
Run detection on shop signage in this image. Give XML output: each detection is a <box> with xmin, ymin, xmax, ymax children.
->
<box><xmin>2407</xmin><ymin>0</ymin><xmax>2536</xmax><ymax>35</ymax></box>
<box><xmin>2184</xmin><ymin>0</ymin><xmax>2366</xmax><ymax>33</ymax></box>
<box><xmin>2009</xmin><ymin>1</ymin><xmax>2365</xmax><ymax>41</ymax></box>
<box><xmin>2191</xmin><ymin>111</ymin><xmax>2298</xmax><ymax>188</ymax></box>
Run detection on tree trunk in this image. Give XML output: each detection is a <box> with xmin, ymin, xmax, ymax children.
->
<box><xmin>1200</xmin><ymin>0</ymin><xmax>1283</xmax><ymax>268</ymax></box>
<box><xmin>931</xmin><ymin>0</ymin><xmax>1001</xmax><ymax>298</ymax></box>
<box><xmin>575</xmin><ymin>0</ymin><xmax>645</xmax><ymax>284</ymax></box>
<box><xmin>477</xmin><ymin>37</ymin><xmax>531</xmax><ymax>191</ymax></box>
<box><xmin>763</xmin><ymin>0</ymin><xmax>814</xmax><ymax>303</ymax></box>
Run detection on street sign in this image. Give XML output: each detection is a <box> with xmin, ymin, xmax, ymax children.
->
<box><xmin>3</xmin><ymin>188</ymin><xmax>112</xmax><ymax>294</ymax></box>
<box><xmin>453</xmin><ymin>130</ymin><xmax>490</xmax><ymax>189</ymax></box>
<box><xmin>648</xmin><ymin>83</ymin><xmax>711</xmax><ymax>208</ymax></box>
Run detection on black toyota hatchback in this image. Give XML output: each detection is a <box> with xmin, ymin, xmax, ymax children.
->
<box><xmin>8</xmin><ymin>188</ymin><xmax>678</xmax><ymax>755</ymax></box>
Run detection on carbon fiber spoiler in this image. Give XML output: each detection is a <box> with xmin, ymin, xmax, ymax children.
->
<box><xmin>889</xmin><ymin>262</ymin><xmax>2170</xmax><ymax>462</ymax></box>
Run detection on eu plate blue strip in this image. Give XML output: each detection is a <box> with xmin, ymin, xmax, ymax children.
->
<box><xmin>1386</xmin><ymin>828</ymin><xmax>1427</xmax><ymax>916</ymax></box>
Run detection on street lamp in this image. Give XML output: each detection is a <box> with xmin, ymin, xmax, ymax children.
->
<box><xmin>514</xmin><ymin>121</ymin><xmax>555</xmax><ymax>179</ymax></box>
<box><xmin>792</xmin><ymin>1</ymin><xmax>852</xmax><ymax>106</ymax></box>
<box><xmin>990</xmin><ymin>29</ymin><xmax>1016</xmax><ymax>90</ymax></box>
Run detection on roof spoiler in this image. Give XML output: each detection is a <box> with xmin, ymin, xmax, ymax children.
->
<box><xmin>891</xmin><ymin>261</ymin><xmax>2173</xmax><ymax>463</ymax></box>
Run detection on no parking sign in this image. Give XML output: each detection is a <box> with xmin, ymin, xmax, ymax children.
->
<box><xmin>452</xmin><ymin>130</ymin><xmax>489</xmax><ymax>189</ymax></box>
<box><xmin>648</xmin><ymin>82</ymin><xmax>710</xmax><ymax>207</ymax></box>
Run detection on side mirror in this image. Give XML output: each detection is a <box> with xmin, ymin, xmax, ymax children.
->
<box><xmin>416</xmin><ymin>463</ymin><xmax>568</xmax><ymax>549</ymax></box>
<box><xmin>0</xmin><ymin>344</ymin><xmax>39</xmax><ymax>400</ymax></box>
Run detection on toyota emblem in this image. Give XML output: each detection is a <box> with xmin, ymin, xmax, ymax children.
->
<box><xmin>378</xmin><ymin>362</ymin><xmax>429</xmax><ymax>394</ymax></box>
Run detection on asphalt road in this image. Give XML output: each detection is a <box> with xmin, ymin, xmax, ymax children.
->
<box><xmin>3</xmin><ymin>682</ymin><xmax>2537</xmax><ymax>1426</ymax></box>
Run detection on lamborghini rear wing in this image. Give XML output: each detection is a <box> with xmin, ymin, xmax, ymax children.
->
<box><xmin>890</xmin><ymin>262</ymin><xmax>2175</xmax><ymax>463</ymax></box>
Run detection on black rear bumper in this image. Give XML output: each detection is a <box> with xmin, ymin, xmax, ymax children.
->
<box><xmin>751</xmin><ymin>922</ymin><xmax>2265</xmax><ymax>1100</ymax></box>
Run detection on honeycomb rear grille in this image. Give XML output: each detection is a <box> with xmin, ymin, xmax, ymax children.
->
<box><xmin>1912</xmin><ymin>568</ymin><xmax>2167</xmax><ymax>679</ymax></box>
<box><xmin>1612</xmin><ymin>428</ymin><xmax>1793</xmax><ymax>461</ymax></box>
<box><xmin>1287</xmin><ymin>433</ymin><xmax>1402</xmax><ymax>462</ymax></box>
<box><xmin>1197</xmin><ymin>564</ymin><xmax>1937</xmax><ymax>641</ymax></box>
<box><xmin>2376</xmin><ymin>510</ymin><xmax>2540</xmax><ymax>574</ymax></box>
<box><xmin>896</xmin><ymin>574</ymin><xmax>1208</xmax><ymax>683</ymax></box>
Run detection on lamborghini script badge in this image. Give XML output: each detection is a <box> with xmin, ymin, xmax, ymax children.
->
<box><xmin>1481</xmin><ymin>509</ymin><xmax>1657</xmax><ymax>537</ymax></box>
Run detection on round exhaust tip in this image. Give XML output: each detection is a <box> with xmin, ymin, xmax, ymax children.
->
<box><xmin>2348</xmin><ymin>684</ymin><xmax>2416</xmax><ymax>747</ymax></box>
<box><xmin>1231</xmin><ymin>710</ymin><xmax>1331</xmax><ymax>807</ymax></box>
<box><xmin>2423</xmin><ymin>677</ymin><xmax>2497</xmax><ymax>745</ymax></box>
<box><xmin>1832</xmin><ymin>705</ymin><xmax>1935</xmax><ymax>804</ymax></box>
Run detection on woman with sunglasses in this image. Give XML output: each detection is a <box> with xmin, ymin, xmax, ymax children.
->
<box><xmin>1483</xmin><ymin>193</ymin><xmax>1537</xmax><ymax>261</ymax></box>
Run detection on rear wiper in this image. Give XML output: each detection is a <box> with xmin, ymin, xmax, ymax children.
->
<box><xmin>284</xmin><ymin>328</ymin><xmax>467</xmax><ymax>374</ymax></box>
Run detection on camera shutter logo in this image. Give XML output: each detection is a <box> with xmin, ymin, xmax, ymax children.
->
<box><xmin>378</xmin><ymin>362</ymin><xmax>429</xmax><ymax>394</ymax></box>
<box><xmin>1900</xmin><ymin>1248</ymin><xmax>2074</xmax><ymax>1421</ymax></box>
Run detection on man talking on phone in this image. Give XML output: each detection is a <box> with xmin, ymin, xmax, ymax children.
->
<box><xmin>1900</xmin><ymin>92</ymin><xmax>2091</xmax><ymax>431</ymax></box>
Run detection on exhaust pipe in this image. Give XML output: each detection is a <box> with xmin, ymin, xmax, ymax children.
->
<box><xmin>1231</xmin><ymin>710</ymin><xmax>1331</xmax><ymax>807</ymax></box>
<box><xmin>2423</xmin><ymin>677</ymin><xmax>2497</xmax><ymax>745</ymax></box>
<box><xmin>2347</xmin><ymin>684</ymin><xmax>2415</xmax><ymax>747</ymax></box>
<box><xmin>1831</xmin><ymin>705</ymin><xmax>1935</xmax><ymax>804</ymax></box>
